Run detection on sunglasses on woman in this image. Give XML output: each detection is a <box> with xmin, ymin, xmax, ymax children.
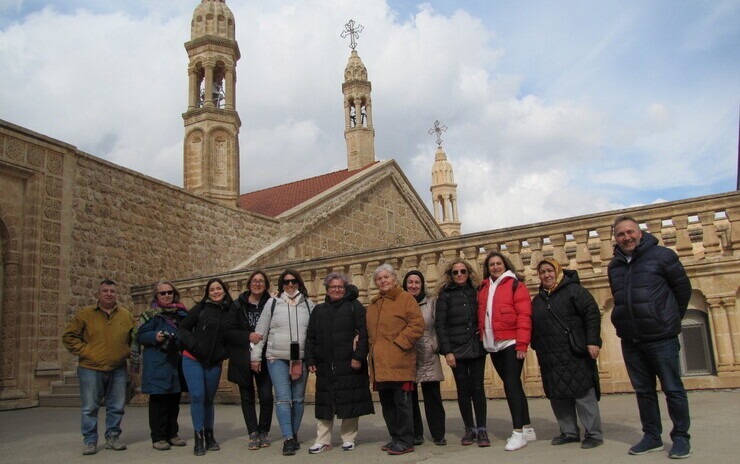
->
<box><xmin>451</xmin><ymin>269</ymin><xmax>468</xmax><ymax>276</ymax></box>
<box><xmin>158</xmin><ymin>290</ymin><xmax>175</xmax><ymax>296</ymax></box>
<box><xmin>283</xmin><ymin>278</ymin><xmax>299</xmax><ymax>285</ymax></box>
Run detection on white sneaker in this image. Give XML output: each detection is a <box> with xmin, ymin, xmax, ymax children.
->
<box><xmin>308</xmin><ymin>443</ymin><xmax>331</xmax><ymax>454</ymax></box>
<box><xmin>523</xmin><ymin>427</ymin><xmax>537</xmax><ymax>441</ymax></box>
<box><xmin>505</xmin><ymin>431</ymin><xmax>528</xmax><ymax>451</ymax></box>
<box><xmin>341</xmin><ymin>442</ymin><xmax>355</xmax><ymax>451</ymax></box>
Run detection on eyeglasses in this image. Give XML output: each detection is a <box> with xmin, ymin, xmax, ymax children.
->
<box><xmin>327</xmin><ymin>285</ymin><xmax>345</xmax><ymax>291</ymax></box>
<box><xmin>250</xmin><ymin>280</ymin><xmax>266</xmax><ymax>285</ymax></box>
<box><xmin>451</xmin><ymin>269</ymin><xmax>468</xmax><ymax>276</ymax></box>
<box><xmin>283</xmin><ymin>278</ymin><xmax>299</xmax><ymax>285</ymax></box>
<box><xmin>158</xmin><ymin>290</ymin><xmax>174</xmax><ymax>296</ymax></box>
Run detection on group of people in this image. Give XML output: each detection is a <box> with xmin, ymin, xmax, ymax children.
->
<box><xmin>62</xmin><ymin>215</ymin><xmax>693</xmax><ymax>459</ymax></box>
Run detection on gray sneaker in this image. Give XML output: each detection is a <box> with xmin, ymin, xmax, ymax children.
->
<box><xmin>82</xmin><ymin>442</ymin><xmax>97</xmax><ymax>455</ymax></box>
<box><xmin>105</xmin><ymin>435</ymin><xmax>127</xmax><ymax>451</ymax></box>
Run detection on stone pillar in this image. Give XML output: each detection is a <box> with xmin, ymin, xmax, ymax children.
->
<box><xmin>549</xmin><ymin>234</ymin><xmax>568</xmax><ymax>266</ymax></box>
<box><xmin>698</xmin><ymin>212</ymin><xmax>721</xmax><ymax>257</ymax></box>
<box><xmin>421</xmin><ymin>253</ymin><xmax>441</xmax><ymax>291</ymax></box>
<box><xmin>573</xmin><ymin>230</ymin><xmax>594</xmax><ymax>272</ymax></box>
<box><xmin>645</xmin><ymin>219</ymin><xmax>664</xmax><ymax>246</ymax></box>
<box><xmin>224</xmin><ymin>68</ymin><xmax>235</xmax><ymax>110</ymax></box>
<box><xmin>723</xmin><ymin>206</ymin><xmax>740</xmax><ymax>252</ymax></box>
<box><xmin>527</xmin><ymin>237</ymin><xmax>543</xmax><ymax>270</ymax></box>
<box><xmin>596</xmin><ymin>226</ymin><xmax>613</xmax><ymax>266</ymax></box>
<box><xmin>707</xmin><ymin>297</ymin><xmax>735</xmax><ymax>372</ymax></box>
<box><xmin>203</xmin><ymin>64</ymin><xmax>214</xmax><ymax>108</ymax></box>
<box><xmin>188</xmin><ymin>68</ymin><xmax>198</xmax><ymax>110</ymax></box>
<box><xmin>672</xmin><ymin>216</ymin><xmax>693</xmax><ymax>259</ymax></box>
<box><xmin>451</xmin><ymin>195</ymin><xmax>459</xmax><ymax>222</ymax></box>
<box><xmin>349</xmin><ymin>263</ymin><xmax>368</xmax><ymax>303</ymax></box>
<box><xmin>504</xmin><ymin>240</ymin><xmax>524</xmax><ymax>273</ymax></box>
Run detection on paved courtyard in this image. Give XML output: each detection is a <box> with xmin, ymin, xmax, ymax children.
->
<box><xmin>1</xmin><ymin>390</ymin><xmax>737</xmax><ymax>464</ymax></box>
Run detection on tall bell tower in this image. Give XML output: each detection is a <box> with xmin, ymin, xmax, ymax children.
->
<box><xmin>183</xmin><ymin>0</ymin><xmax>241</xmax><ymax>207</ymax></box>
<box><xmin>341</xmin><ymin>20</ymin><xmax>376</xmax><ymax>171</ymax></box>
<box><xmin>429</xmin><ymin>120</ymin><xmax>461</xmax><ymax>236</ymax></box>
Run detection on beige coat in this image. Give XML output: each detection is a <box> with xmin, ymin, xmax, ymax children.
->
<box><xmin>415</xmin><ymin>296</ymin><xmax>444</xmax><ymax>383</ymax></box>
<box><xmin>367</xmin><ymin>286</ymin><xmax>424</xmax><ymax>383</ymax></box>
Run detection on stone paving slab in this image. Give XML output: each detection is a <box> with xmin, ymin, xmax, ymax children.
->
<box><xmin>1</xmin><ymin>390</ymin><xmax>737</xmax><ymax>464</ymax></box>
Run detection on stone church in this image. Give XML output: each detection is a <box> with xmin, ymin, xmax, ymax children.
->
<box><xmin>0</xmin><ymin>0</ymin><xmax>461</xmax><ymax>409</ymax></box>
<box><xmin>0</xmin><ymin>0</ymin><xmax>738</xmax><ymax>409</ymax></box>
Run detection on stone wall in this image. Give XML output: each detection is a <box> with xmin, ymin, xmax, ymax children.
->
<box><xmin>0</xmin><ymin>120</ymin><xmax>280</xmax><ymax>408</ymax></box>
<box><xmin>67</xmin><ymin>152</ymin><xmax>279</xmax><ymax>312</ymax></box>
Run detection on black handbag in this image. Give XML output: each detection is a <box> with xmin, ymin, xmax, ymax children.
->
<box><xmin>547</xmin><ymin>303</ymin><xmax>588</xmax><ymax>356</ymax></box>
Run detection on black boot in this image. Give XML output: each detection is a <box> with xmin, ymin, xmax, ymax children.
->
<box><xmin>193</xmin><ymin>430</ymin><xmax>205</xmax><ymax>456</ymax></box>
<box><xmin>205</xmin><ymin>429</ymin><xmax>220</xmax><ymax>451</ymax></box>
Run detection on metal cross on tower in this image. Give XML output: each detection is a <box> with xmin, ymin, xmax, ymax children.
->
<box><xmin>341</xmin><ymin>19</ymin><xmax>364</xmax><ymax>50</ymax></box>
<box><xmin>428</xmin><ymin>120</ymin><xmax>448</xmax><ymax>147</ymax></box>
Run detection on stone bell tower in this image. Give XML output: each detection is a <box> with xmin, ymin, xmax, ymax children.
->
<box><xmin>183</xmin><ymin>0</ymin><xmax>241</xmax><ymax>207</ymax></box>
<box><xmin>341</xmin><ymin>20</ymin><xmax>376</xmax><ymax>171</ymax></box>
<box><xmin>429</xmin><ymin>120</ymin><xmax>461</xmax><ymax>236</ymax></box>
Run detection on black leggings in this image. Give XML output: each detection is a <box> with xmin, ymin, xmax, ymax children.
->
<box><xmin>489</xmin><ymin>345</ymin><xmax>531</xmax><ymax>429</ymax></box>
<box><xmin>451</xmin><ymin>356</ymin><xmax>487</xmax><ymax>430</ymax></box>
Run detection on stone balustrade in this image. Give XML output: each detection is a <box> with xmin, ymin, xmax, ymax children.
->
<box><xmin>131</xmin><ymin>191</ymin><xmax>740</xmax><ymax>400</ymax></box>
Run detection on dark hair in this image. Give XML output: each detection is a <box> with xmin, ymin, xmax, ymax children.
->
<box><xmin>200</xmin><ymin>278</ymin><xmax>233</xmax><ymax>306</ymax></box>
<box><xmin>247</xmin><ymin>270</ymin><xmax>271</xmax><ymax>293</ymax></box>
<box><xmin>482</xmin><ymin>251</ymin><xmax>524</xmax><ymax>281</ymax></box>
<box><xmin>150</xmin><ymin>279</ymin><xmax>181</xmax><ymax>305</ymax></box>
<box><xmin>402</xmin><ymin>270</ymin><xmax>427</xmax><ymax>301</ymax></box>
<box><xmin>612</xmin><ymin>214</ymin><xmax>640</xmax><ymax>230</ymax></box>
<box><xmin>278</xmin><ymin>269</ymin><xmax>309</xmax><ymax>297</ymax></box>
<box><xmin>100</xmin><ymin>278</ymin><xmax>116</xmax><ymax>286</ymax></box>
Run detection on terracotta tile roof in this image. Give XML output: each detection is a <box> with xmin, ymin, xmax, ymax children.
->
<box><xmin>238</xmin><ymin>162</ymin><xmax>377</xmax><ymax>217</ymax></box>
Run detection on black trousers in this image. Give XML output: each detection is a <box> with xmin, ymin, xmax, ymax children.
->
<box><xmin>412</xmin><ymin>381</ymin><xmax>446</xmax><ymax>440</ymax></box>
<box><xmin>451</xmin><ymin>356</ymin><xmax>487</xmax><ymax>430</ymax></box>
<box><xmin>379</xmin><ymin>386</ymin><xmax>414</xmax><ymax>448</ymax></box>
<box><xmin>238</xmin><ymin>366</ymin><xmax>274</xmax><ymax>435</ymax></box>
<box><xmin>149</xmin><ymin>392</ymin><xmax>181</xmax><ymax>442</ymax></box>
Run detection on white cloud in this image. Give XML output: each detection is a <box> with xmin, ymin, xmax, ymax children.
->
<box><xmin>0</xmin><ymin>0</ymin><xmax>737</xmax><ymax>236</ymax></box>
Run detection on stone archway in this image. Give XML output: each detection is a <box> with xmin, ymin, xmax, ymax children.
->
<box><xmin>0</xmin><ymin>211</ymin><xmax>28</xmax><ymax>409</ymax></box>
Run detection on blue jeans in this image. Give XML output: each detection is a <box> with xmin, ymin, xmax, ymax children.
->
<box><xmin>267</xmin><ymin>359</ymin><xmax>307</xmax><ymax>439</ymax></box>
<box><xmin>621</xmin><ymin>336</ymin><xmax>690</xmax><ymax>441</ymax></box>
<box><xmin>182</xmin><ymin>357</ymin><xmax>222</xmax><ymax>431</ymax></box>
<box><xmin>78</xmin><ymin>365</ymin><xmax>127</xmax><ymax>444</ymax></box>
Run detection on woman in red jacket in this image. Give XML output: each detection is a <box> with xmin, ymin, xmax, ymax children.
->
<box><xmin>477</xmin><ymin>251</ymin><xmax>536</xmax><ymax>451</ymax></box>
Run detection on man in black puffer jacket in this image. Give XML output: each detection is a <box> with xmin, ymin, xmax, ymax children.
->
<box><xmin>608</xmin><ymin>215</ymin><xmax>692</xmax><ymax>459</ymax></box>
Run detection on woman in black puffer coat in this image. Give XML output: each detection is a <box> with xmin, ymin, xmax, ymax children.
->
<box><xmin>305</xmin><ymin>273</ymin><xmax>374</xmax><ymax>453</ymax></box>
<box><xmin>435</xmin><ymin>259</ymin><xmax>489</xmax><ymax>447</ymax></box>
<box><xmin>531</xmin><ymin>259</ymin><xmax>603</xmax><ymax>449</ymax></box>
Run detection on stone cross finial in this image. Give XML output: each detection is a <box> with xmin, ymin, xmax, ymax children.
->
<box><xmin>341</xmin><ymin>19</ymin><xmax>364</xmax><ymax>50</ymax></box>
<box><xmin>428</xmin><ymin>120</ymin><xmax>448</xmax><ymax>146</ymax></box>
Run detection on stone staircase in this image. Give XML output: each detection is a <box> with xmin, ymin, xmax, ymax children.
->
<box><xmin>38</xmin><ymin>371</ymin><xmax>80</xmax><ymax>407</ymax></box>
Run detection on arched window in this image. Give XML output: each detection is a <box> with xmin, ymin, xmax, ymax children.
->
<box><xmin>678</xmin><ymin>309</ymin><xmax>716</xmax><ymax>376</ymax></box>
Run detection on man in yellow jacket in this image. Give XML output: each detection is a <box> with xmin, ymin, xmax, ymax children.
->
<box><xmin>63</xmin><ymin>279</ymin><xmax>135</xmax><ymax>456</ymax></box>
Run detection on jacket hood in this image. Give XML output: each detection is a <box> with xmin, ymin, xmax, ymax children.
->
<box><xmin>540</xmin><ymin>268</ymin><xmax>580</xmax><ymax>294</ymax></box>
<box><xmin>325</xmin><ymin>284</ymin><xmax>359</xmax><ymax>304</ymax></box>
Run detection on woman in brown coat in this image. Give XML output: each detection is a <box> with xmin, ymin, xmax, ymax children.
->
<box><xmin>367</xmin><ymin>264</ymin><xmax>424</xmax><ymax>456</ymax></box>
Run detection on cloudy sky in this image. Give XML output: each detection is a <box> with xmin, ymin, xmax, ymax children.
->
<box><xmin>1</xmin><ymin>0</ymin><xmax>738</xmax><ymax>233</ymax></box>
